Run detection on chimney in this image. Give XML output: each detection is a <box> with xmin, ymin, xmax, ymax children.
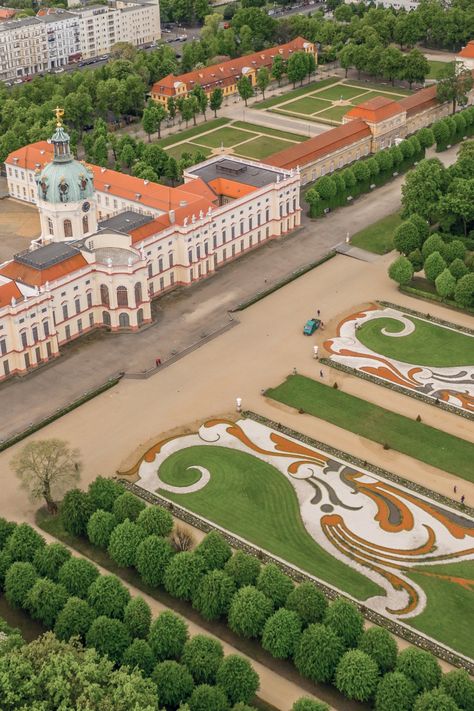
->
<box><xmin>169</xmin><ymin>209</ymin><xmax>175</xmax><ymax>224</ymax></box>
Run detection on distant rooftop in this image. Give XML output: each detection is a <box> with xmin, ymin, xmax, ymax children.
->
<box><xmin>0</xmin><ymin>16</ymin><xmax>41</xmax><ymax>30</ymax></box>
<box><xmin>98</xmin><ymin>211</ymin><xmax>154</xmax><ymax>234</ymax></box>
<box><xmin>187</xmin><ymin>157</ymin><xmax>283</xmax><ymax>190</ymax></box>
<box><xmin>14</xmin><ymin>242</ymin><xmax>79</xmax><ymax>271</ymax></box>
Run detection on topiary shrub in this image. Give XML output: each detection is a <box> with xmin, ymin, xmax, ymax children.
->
<box><xmin>136</xmin><ymin>505</ymin><xmax>173</xmax><ymax>538</ymax></box>
<box><xmin>54</xmin><ymin>596</ymin><xmax>95</xmax><ymax>641</ymax></box>
<box><xmin>87</xmin><ymin>510</ymin><xmax>118</xmax><ymax>548</ymax></box>
<box><xmin>334</xmin><ymin>649</ymin><xmax>379</xmax><ymax>702</ymax></box>
<box><xmin>224</xmin><ymin>551</ymin><xmax>260</xmax><ymax>588</ymax></box>
<box><xmin>86</xmin><ymin>615</ymin><xmax>131</xmax><ymax>663</ymax></box>
<box><xmin>122</xmin><ymin>638</ymin><xmax>155</xmax><ymax>676</ymax></box>
<box><xmin>181</xmin><ymin>634</ymin><xmax>224</xmax><ymax>685</ymax></box>
<box><xmin>193</xmin><ymin>569</ymin><xmax>236</xmax><ymax>621</ymax></box>
<box><xmin>4</xmin><ymin>561</ymin><xmax>38</xmax><ymax>608</ymax></box>
<box><xmin>195</xmin><ymin>531</ymin><xmax>232</xmax><ymax>571</ymax></box>
<box><xmin>58</xmin><ymin>556</ymin><xmax>99</xmax><ymax>599</ymax></box>
<box><xmin>324</xmin><ymin>599</ymin><xmax>364</xmax><ymax>649</ymax></box>
<box><xmin>216</xmin><ymin>654</ymin><xmax>259</xmax><ymax>706</ymax></box>
<box><xmin>108</xmin><ymin>519</ymin><xmax>146</xmax><ymax>568</ymax></box>
<box><xmin>61</xmin><ymin>490</ymin><xmax>94</xmax><ymax>537</ymax></box>
<box><xmin>112</xmin><ymin>492</ymin><xmax>146</xmax><ymax>523</ymax></box>
<box><xmin>135</xmin><ymin>535</ymin><xmax>175</xmax><ymax>588</ymax></box>
<box><xmin>123</xmin><ymin>596</ymin><xmax>151</xmax><ymax>639</ymax></box>
<box><xmin>26</xmin><ymin>578</ymin><xmax>69</xmax><ymax>628</ymax></box>
<box><xmin>261</xmin><ymin>608</ymin><xmax>302</xmax><ymax>659</ymax></box>
<box><xmin>358</xmin><ymin>626</ymin><xmax>397</xmax><ymax>673</ymax></box>
<box><xmin>33</xmin><ymin>542</ymin><xmax>71</xmax><ymax>581</ymax></box>
<box><xmin>148</xmin><ymin>611</ymin><xmax>188</xmax><ymax>661</ymax></box>
<box><xmin>375</xmin><ymin>671</ymin><xmax>417</xmax><ymax>711</ymax></box>
<box><xmin>188</xmin><ymin>684</ymin><xmax>229</xmax><ymax>711</ymax></box>
<box><xmin>285</xmin><ymin>582</ymin><xmax>328</xmax><ymax>626</ymax></box>
<box><xmin>87</xmin><ymin>574</ymin><xmax>131</xmax><ymax>619</ymax></box>
<box><xmin>395</xmin><ymin>648</ymin><xmax>442</xmax><ymax>693</ymax></box>
<box><xmin>256</xmin><ymin>563</ymin><xmax>294</xmax><ymax>608</ymax></box>
<box><xmin>294</xmin><ymin>623</ymin><xmax>344</xmax><ymax>684</ymax></box>
<box><xmin>152</xmin><ymin>660</ymin><xmax>194</xmax><ymax>708</ymax></box>
<box><xmin>164</xmin><ymin>552</ymin><xmax>205</xmax><ymax>602</ymax></box>
<box><xmin>88</xmin><ymin>477</ymin><xmax>123</xmax><ymax>511</ymax></box>
<box><xmin>4</xmin><ymin>523</ymin><xmax>45</xmax><ymax>563</ymax></box>
<box><xmin>228</xmin><ymin>585</ymin><xmax>274</xmax><ymax>639</ymax></box>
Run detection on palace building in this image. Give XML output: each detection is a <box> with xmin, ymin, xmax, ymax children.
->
<box><xmin>0</xmin><ymin>110</ymin><xmax>301</xmax><ymax>382</ymax></box>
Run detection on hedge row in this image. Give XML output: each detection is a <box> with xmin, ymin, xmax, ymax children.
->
<box><xmin>432</xmin><ymin>107</ymin><xmax>474</xmax><ymax>152</ymax></box>
<box><xmin>35</xmin><ymin>477</ymin><xmax>474</xmax><ymax>710</ymax></box>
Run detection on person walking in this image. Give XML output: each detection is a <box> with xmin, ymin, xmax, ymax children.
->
<box><xmin>454</xmin><ymin>485</ymin><xmax>457</xmax><ymax>494</ymax></box>
<box><xmin>461</xmin><ymin>495</ymin><xmax>465</xmax><ymax>505</ymax></box>
<box><xmin>320</xmin><ymin>369</ymin><xmax>324</xmax><ymax>378</ymax></box>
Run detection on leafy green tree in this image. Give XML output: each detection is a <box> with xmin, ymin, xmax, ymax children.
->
<box><xmin>193</xmin><ymin>569</ymin><xmax>236</xmax><ymax>621</ymax></box>
<box><xmin>0</xmin><ymin>518</ymin><xmax>16</xmax><ymax>549</ymax></box>
<box><xmin>315</xmin><ymin>175</ymin><xmax>337</xmax><ymax>201</ymax></box>
<box><xmin>137</xmin><ymin>505</ymin><xmax>173</xmax><ymax>538</ymax></box>
<box><xmin>375</xmin><ymin>150</ymin><xmax>393</xmax><ymax>173</ymax></box>
<box><xmin>271</xmin><ymin>55</ymin><xmax>285</xmax><ymax>86</ymax></box>
<box><xmin>403</xmin><ymin>49</ymin><xmax>429</xmax><ymax>88</ymax></box>
<box><xmin>443</xmin><ymin>240</ymin><xmax>466</xmax><ymax>264</ymax></box>
<box><xmin>225</xmin><ymin>551</ymin><xmax>260</xmax><ymax>588</ymax></box>
<box><xmin>394</xmin><ymin>221</ymin><xmax>422</xmax><ymax>255</ymax></box>
<box><xmin>148</xmin><ymin>611</ymin><xmax>189</xmax><ymax>661</ymax></box>
<box><xmin>86</xmin><ymin>615</ymin><xmax>131</xmax><ymax>664</ymax></box>
<box><xmin>88</xmin><ymin>477</ymin><xmax>123</xmax><ymax>512</ymax></box>
<box><xmin>210</xmin><ymin>88</ymin><xmax>223</xmax><ymax>118</ymax></box>
<box><xmin>358</xmin><ymin>627</ymin><xmax>397</xmax><ymax>673</ymax></box>
<box><xmin>353</xmin><ymin>160</ymin><xmax>371</xmax><ymax>184</ymax></box>
<box><xmin>4</xmin><ymin>561</ymin><xmax>38</xmax><ymax>608</ymax></box>
<box><xmin>108</xmin><ymin>519</ymin><xmax>146</xmax><ymax>569</ymax></box>
<box><xmin>324</xmin><ymin>599</ymin><xmax>364</xmax><ymax>649</ymax></box>
<box><xmin>291</xmin><ymin>699</ymin><xmax>329</xmax><ymax>711</ymax></box>
<box><xmin>256</xmin><ymin>563</ymin><xmax>293</xmax><ymax>608</ymax></box>
<box><xmin>417</xmin><ymin>128</ymin><xmax>435</xmax><ymax>149</ymax></box>
<box><xmin>380</xmin><ymin>46</ymin><xmax>404</xmax><ymax>85</ymax></box>
<box><xmin>375</xmin><ymin>671</ymin><xmax>417</xmax><ymax>711</ymax></box>
<box><xmin>33</xmin><ymin>542</ymin><xmax>71</xmax><ymax>581</ymax></box>
<box><xmin>152</xmin><ymin>661</ymin><xmax>194</xmax><ymax>708</ymax></box>
<box><xmin>262</xmin><ymin>608</ymin><xmax>302</xmax><ymax>659</ymax></box>
<box><xmin>91</xmin><ymin>136</ymin><xmax>108</xmax><ymax>167</ymax></box>
<box><xmin>422</xmin><ymin>233</ymin><xmax>445</xmax><ymax>260</ymax></box>
<box><xmin>409</xmin><ymin>214</ymin><xmax>430</xmax><ymax>243</ymax></box>
<box><xmin>192</xmin><ymin>84</ymin><xmax>208</xmax><ymax>121</ymax></box>
<box><xmin>388</xmin><ymin>255</ymin><xmax>414</xmax><ymax>286</ymax></box>
<box><xmin>256</xmin><ymin>67</ymin><xmax>270</xmax><ymax>99</ymax></box>
<box><xmin>408</xmin><ymin>248</ymin><xmax>424</xmax><ymax>272</ymax></box>
<box><xmin>440</xmin><ymin>669</ymin><xmax>474</xmax><ymax>711</ymax></box>
<box><xmin>182</xmin><ymin>635</ymin><xmax>224</xmax><ymax>684</ymax></box>
<box><xmin>0</xmin><ymin>550</ymin><xmax>13</xmax><ymax>591</ymax></box>
<box><xmin>288</xmin><ymin>51</ymin><xmax>309</xmax><ymax>87</ymax></box>
<box><xmin>228</xmin><ymin>585</ymin><xmax>273</xmax><ymax>639</ymax></box>
<box><xmin>433</xmin><ymin>120</ymin><xmax>451</xmax><ymax>149</ymax></box>
<box><xmin>286</xmin><ymin>582</ymin><xmax>328</xmax><ymax>625</ymax></box>
<box><xmin>10</xmin><ymin>439</ymin><xmax>81</xmax><ymax>515</ymax></box>
<box><xmin>237</xmin><ymin>76</ymin><xmax>254</xmax><ymax>106</ymax></box>
<box><xmin>136</xmin><ymin>534</ymin><xmax>175</xmax><ymax>588</ymax></box>
<box><xmin>335</xmin><ymin>649</ymin><xmax>379</xmax><ymax>702</ymax></box>
<box><xmin>424</xmin><ymin>251</ymin><xmax>447</xmax><ymax>282</ymax></box>
<box><xmin>413</xmin><ymin>688</ymin><xmax>460</xmax><ymax>711</ymax></box>
<box><xmin>435</xmin><ymin>268</ymin><xmax>457</xmax><ymax>299</ymax></box>
<box><xmin>188</xmin><ymin>684</ymin><xmax>229</xmax><ymax>711</ymax></box>
<box><xmin>61</xmin><ymin>490</ymin><xmax>94</xmax><ymax>537</ymax></box>
<box><xmin>142</xmin><ymin>105</ymin><xmax>158</xmax><ymax>141</ymax></box>
<box><xmin>120</xmin><ymin>143</ymin><xmax>137</xmax><ymax>169</ymax></box>
<box><xmin>454</xmin><ymin>272</ymin><xmax>474</xmax><ymax>307</ymax></box>
<box><xmin>395</xmin><ymin>648</ymin><xmax>442</xmax><ymax>694</ymax></box>
<box><xmin>164</xmin><ymin>552</ymin><xmax>205</xmax><ymax>601</ymax></box>
<box><xmin>54</xmin><ymin>596</ymin><xmax>95</xmax><ymax>642</ymax></box>
<box><xmin>112</xmin><ymin>492</ymin><xmax>146</xmax><ymax>522</ymax></box>
<box><xmin>294</xmin><ymin>624</ymin><xmax>344</xmax><ymax>684</ymax></box>
<box><xmin>87</xmin><ymin>574</ymin><xmax>131</xmax><ymax>619</ymax></box>
<box><xmin>4</xmin><ymin>523</ymin><xmax>45</xmax><ymax>563</ymax></box>
<box><xmin>26</xmin><ymin>578</ymin><xmax>69</xmax><ymax>628</ymax></box>
<box><xmin>195</xmin><ymin>531</ymin><xmax>232</xmax><ymax>571</ymax></box>
<box><xmin>58</xmin><ymin>556</ymin><xmax>99</xmax><ymax>599</ymax></box>
<box><xmin>437</xmin><ymin>61</ymin><xmax>474</xmax><ymax>114</ymax></box>
<box><xmin>122</xmin><ymin>638</ymin><xmax>155</xmax><ymax>676</ymax></box>
<box><xmin>123</xmin><ymin>596</ymin><xmax>151</xmax><ymax>639</ymax></box>
<box><xmin>449</xmin><ymin>258</ymin><xmax>469</xmax><ymax>281</ymax></box>
<box><xmin>165</xmin><ymin>156</ymin><xmax>180</xmax><ymax>186</ymax></box>
<box><xmin>87</xmin><ymin>510</ymin><xmax>118</xmax><ymax>548</ymax></box>
<box><xmin>305</xmin><ymin>189</ymin><xmax>323</xmax><ymax>218</ymax></box>
<box><xmin>216</xmin><ymin>654</ymin><xmax>259</xmax><ymax>705</ymax></box>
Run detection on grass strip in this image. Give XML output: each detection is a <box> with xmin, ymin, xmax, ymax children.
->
<box><xmin>266</xmin><ymin>375</ymin><xmax>474</xmax><ymax>483</ymax></box>
<box><xmin>254</xmin><ymin>77</ymin><xmax>339</xmax><ymax>109</ymax></box>
<box><xmin>157</xmin><ymin>117</ymin><xmax>230</xmax><ymax>147</ymax></box>
<box><xmin>350</xmin><ymin>212</ymin><xmax>401</xmax><ymax>254</ymax></box>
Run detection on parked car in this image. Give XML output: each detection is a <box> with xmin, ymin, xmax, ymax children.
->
<box><xmin>54</xmin><ymin>67</ymin><xmax>65</xmax><ymax>73</ymax></box>
<box><xmin>303</xmin><ymin>318</ymin><xmax>321</xmax><ymax>335</ymax></box>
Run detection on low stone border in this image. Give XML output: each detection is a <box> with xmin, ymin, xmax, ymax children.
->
<box><xmin>379</xmin><ymin>300</ymin><xmax>474</xmax><ymax>336</ymax></box>
<box><xmin>117</xmin><ymin>413</ymin><xmax>473</xmax><ymax>672</ymax></box>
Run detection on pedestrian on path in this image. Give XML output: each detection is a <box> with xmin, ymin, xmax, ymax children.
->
<box><xmin>461</xmin><ymin>495</ymin><xmax>465</xmax><ymax>505</ymax></box>
<box><xmin>155</xmin><ymin>357</ymin><xmax>161</xmax><ymax>367</ymax></box>
<box><xmin>454</xmin><ymin>485</ymin><xmax>457</xmax><ymax>494</ymax></box>
<box><xmin>293</xmin><ymin>367</ymin><xmax>297</xmax><ymax>375</ymax></box>
<box><xmin>320</xmin><ymin>369</ymin><xmax>324</xmax><ymax>378</ymax></box>
<box><xmin>317</xmin><ymin>309</ymin><xmax>320</xmax><ymax>317</ymax></box>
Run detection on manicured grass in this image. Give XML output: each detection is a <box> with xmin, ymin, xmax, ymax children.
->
<box><xmin>407</xmin><ymin>560</ymin><xmax>474</xmax><ymax>658</ymax></box>
<box><xmin>350</xmin><ymin>212</ymin><xmax>402</xmax><ymax>254</ymax></box>
<box><xmin>158</xmin><ymin>118</ymin><xmax>229</xmax><ymax>148</ymax></box>
<box><xmin>158</xmin><ymin>445</ymin><xmax>382</xmax><ymax>600</ymax></box>
<box><xmin>165</xmin><ymin>142</ymin><xmax>211</xmax><ymax>160</ymax></box>
<box><xmin>255</xmin><ymin>77</ymin><xmax>339</xmax><ymax>109</ymax></box>
<box><xmin>343</xmin><ymin>80</ymin><xmax>413</xmax><ymax>96</ymax></box>
<box><xmin>232</xmin><ymin>121</ymin><xmax>307</xmax><ymax>142</ymax></box>
<box><xmin>194</xmin><ymin>126</ymin><xmax>254</xmax><ymax>148</ymax></box>
<box><xmin>427</xmin><ymin>60</ymin><xmax>448</xmax><ymax>80</ymax></box>
<box><xmin>282</xmin><ymin>96</ymin><xmax>332</xmax><ymax>115</ymax></box>
<box><xmin>235</xmin><ymin>136</ymin><xmax>295</xmax><ymax>160</ymax></box>
<box><xmin>315</xmin><ymin>85</ymin><xmax>366</xmax><ymax>101</ymax></box>
<box><xmin>267</xmin><ymin>375</ymin><xmax>474</xmax><ymax>483</ymax></box>
<box><xmin>159</xmin><ymin>465</ymin><xmax>201</xmax><ymax>487</ymax></box>
<box><xmin>316</xmin><ymin>105</ymin><xmax>353</xmax><ymax>122</ymax></box>
<box><xmin>357</xmin><ymin>315</ymin><xmax>474</xmax><ymax>367</ymax></box>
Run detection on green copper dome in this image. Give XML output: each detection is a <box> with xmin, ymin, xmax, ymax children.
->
<box><xmin>36</xmin><ymin>124</ymin><xmax>94</xmax><ymax>204</ymax></box>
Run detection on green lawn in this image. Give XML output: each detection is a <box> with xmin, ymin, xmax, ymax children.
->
<box><xmin>158</xmin><ymin>118</ymin><xmax>229</xmax><ymax>148</ymax></box>
<box><xmin>165</xmin><ymin>142</ymin><xmax>211</xmax><ymax>160</ymax></box>
<box><xmin>357</xmin><ymin>315</ymin><xmax>474</xmax><ymax>367</ymax></box>
<box><xmin>407</xmin><ymin>560</ymin><xmax>474</xmax><ymax>658</ymax></box>
<box><xmin>283</xmin><ymin>96</ymin><xmax>332</xmax><ymax>115</ymax></box>
<box><xmin>350</xmin><ymin>212</ymin><xmax>402</xmax><ymax>254</ymax></box>
<box><xmin>316</xmin><ymin>105</ymin><xmax>353</xmax><ymax>122</ymax></box>
<box><xmin>427</xmin><ymin>60</ymin><xmax>448</xmax><ymax>80</ymax></box>
<box><xmin>267</xmin><ymin>376</ymin><xmax>474</xmax><ymax>483</ymax></box>
<box><xmin>236</xmin><ymin>136</ymin><xmax>295</xmax><ymax>160</ymax></box>
<box><xmin>343</xmin><ymin>80</ymin><xmax>413</xmax><ymax>96</ymax></box>
<box><xmin>158</xmin><ymin>445</ymin><xmax>382</xmax><ymax>600</ymax></box>
<box><xmin>255</xmin><ymin>77</ymin><xmax>339</xmax><ymax>109</ymax></box>
<box><xmin>194</xmin><ymin>126</ymin><xmax>254</xmax><ymax>148</ymax></box>
<box><xmin>232</xmin><ymin>121</ymin><xmax>307</xmax><ymax>142</ymax></box>
<box><xmin>315</xmin><ymin>85</ymin><xmax>366</xmax><ymax>101</ymax></box>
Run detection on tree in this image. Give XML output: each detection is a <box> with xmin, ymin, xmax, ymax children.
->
<box><xmin>54</xmin><ymin>596</ymin><xmax>95</xmax><ymax>642</ymax></box>
<box><xmin>443</xmin><ymin>240</ymin><xmax>466</xmax><ymax>264</ymax></box>
<box><xmin>388</xmin><ymin>255</ymin><xmax>414</xmax><ymax>286</ymax></box>
<box><xmin>136</xmin><ymin>535</ymin><xmax>175</xmax><ymax>588</ymax></box>
<box><xmin>286</xmin><ymin>582</ymin><xmax>328</xmax><ymax>626</ymax></box>
<box><xmin>181</xmin><ymin>634</ymin><xmax>224</xmax><ymax>684</ymax></box>
<box><xmin>287</xmin><ymin>52</ymin><xmax>308</xmax><ymax>87</ymax></box>
<box><xmin>58</xmin><ymin>556</ymin><xmax>99</xmax><ymax>599</ymax></box>
<box><xmin>237</xmin><ymin>76</ymin><xmax>254</xmax><ymax>106</ymax></box>
<box><xmin>272</xmin><ymin>55</ymin><xmax>285</xmax><ymax>86</ymax></box>
<box><xmin>437</xmin><ymin>61</ymin><xmax>474</xmax><ymax>114</ymax></box>
<box><xmin>440</xmin><ymin>669</ymin><xmax>474</xmax><ymax>711</ymax></box>
<box><xmin>256</xmin><ymin>67</ymin><xmax>270</xmax><ymax>99</ymax></box>
<box><xmin>4</xmin><ymin>523</ymin><xmax>45</xmax><ymax>563</ymax></box>
<box><xmin>192</xmin><ymin>84</ymin><xmax>208</xmax><ymax>121</ymax></box>
<box><xmin>148</xmin><ymin>611</ymin><xmax>189</xmax><ymax>661</ymax></box>
<box><xmin>0</xmin><ymin>518</ymin><xmax>16</xmax><ymax>549</ymax></box>
<box><xmin>380</xmin><ymin>46</ymin><xmax>404</xmax><ymax>85</ymax></box>
<box><xmin>394</xmin><ymin>221</ymin><xmax>422</xmax><ymax>255</ymax></box>
<box><xmin>26</xmin><ymin>578</ymin><xmax>69</xmax><ymax>628</ymax></box>
<box><xmin>4</xmin><ymin>561</ymin><xmax>38</xmax><ymax>608</ymax></box>
<box><xmin>87</xmin><ymin>510</ymin><xmax>118</xmax><ymax>548</ymax></box>
<box><xmin>262</xmin><ymin>608</ymin><xmax>302</xmax><ymax>659</ymax></box>
<box><xmin>193</xmin><ymin>569</ymin><xmax>236</xmax><ymax>621</ymax></box>
<box><xmin>152</xmin><ymin>661</ymin><xmax>194</xmax><ymax>708</ymax></box>
<box><xmin>33</xmin><ymin>542</ymin><xmax>70</xmax><ymax>581</ymax></box>
<box><xmin>120</xmin><ymin>142</ymin><xmax>136</xmax><ymax>170</ymax></box>
<box><xmin>353</xmin><ymin>160</ymin><xmax>371</xmax><ymax>184</ymax></box>
<box><xmin>91</xmin><ymin>136</ymin><xmax>108</xmax><ymax>167</ymax></box>
<box><xmin>375</xmin><ymin>671</ymin><xmax>417</xmax><ymax>711</ymax></box>
<box><xmin>256</xmin><ymin>563</ymin><xmax>293</xmax><ymax>608</ymax></box>
<box><xmin>180</xmin><ymin>98</ymin><xmax>195</xmax><ymax>128</ymax></box>
<box><xmin>228</xmin><ymin>585</ymin><xmax>273</xmax><ymax>639</ymax></box>
<box><xmin>417</xmin><ymin>128</ymin><xmax>435</xmax><ymax>149</ymax></box>
<box><xmin>403</xmin><ymin>49</ymin><xmax>429</xmax><ymax>89</ymax></box>
<box><xmin>108</xmin><ymin>519</ymin><xmax>146</xmax><ymax>569</ymax></box>
<box><xmin>409</xmin><ymin>213</ymin><xmax>430</xmax><ymax>243</ymax></box>
<box><xmin>188</xmin><ymin>684</ymin><xmax>229</xmax><ymax>711</ymax></box>
<box><xmin>123</xmin><ymin>596</ymin><xmax>151</xmax><ymax>639</ymax></box>
<box><xmin>435</xmin><ymin>268</ymin><xmax>457</xmax><ymax>299</ymax></box>
<box><xmin>61</xmin><ymin>489</ymin><xmax>94</xmax><ymax>537</ymax></box>
<box><xmin>122</xmin><ymin>638</ymin><xmax>155</xmax><ymax>676</ymax></box>
<box><xmin>422</xmin><ymin>233</ymin><xmax>446</xmax><ymax>260</ymax></box>
<box><xmin>395</xmin><ymin>648</ymin><xmax>441</xmax><ymax>694</ymax></box>
<box><xmin>292</xmin><ymin>699</ymin><xmax>329</xmax><ymax>711</ymax></box>
<box><xmin>442</xmin><ymin>178</ymin><xmax>474</xmax><ymax>236</ymax></box>
<box><xmin>88</xmin><ymin>477</ymin><xmax>123</xmax><ymax>512</ymax></box>
<box><xmin>165</xmin><ymin>156</ymin><xmax>180</xmax><ymax>186</ymax></box>
<box><xmin>224</xmin><ymin>551</ymin><xmax>260</xmax><ymax>588</ymax></box>
<box><xmin>324</xmin><ymin>599</ymin><xmax>364</xmax><ymax>649</ymax></box>
<box><xmin>216</xmin><ymin>654</ymin><xmax>259</xmax><ymax>705</ymax></box>
<box><xmin>210</xmin><ymin>88</ymin><xmax>223</xmax><ymax>118</ymax></box>
<box><xmin>196</xmin><ymin>531</ymin><xmax>232</xmax><ymax>572</ymax></box>
<box><xmin>335</xmin><ymin>649</ymin><xmax>379</xmax><ymax>702</ymax></box>
<box><xmin>142</xmin><ymin>105</ymin><xmax>159</xmax><ymax>141</ymax></box>
<box><xmin>450</xmin><ymin>258</ymin><xmax>469</xmax><ymax>281</ymax></box>
<box><xmin>358</xmin><ymin>627</ymin><xmax>397</xmax><ymax>674</ymax></box>
<box><xmin>10</xmin><ymin>439</ymin><xmax>81</xmax><ymax>515</ymax></box>
<box><xmin>87</xmin><ymin>574</ymin><xmax>131</xmax><ymax>619</ymax></box>
<box><xmin>294</xmin><ymin>624</ymin><xmax>344</xmax><ymax>684</ymax></box>
<box><xmin>315</xmin><ymin>175</ymin><xmax>337</xmax><ymax>201</ymax></box>
<box><xmin>164</xmin><ymin>552</ymin><xmax>205</xmax><ymax>601</ymax></box>
<box><xmin>454</xmin><ymin>273</ymin><xmax>474</xmax><ymax>307</ymax></box>
<box><xmin>424</xmin><ymin>251</ymin><xmax>447</xmax><ymax>282</ymax></box>
<box><xmin>112</xmin><ymin>492</ymin><xmax>146</xmax><ymax>523</ymax></box>
<box><xmin>86</xmin><ymin>615</ymin><xmax>131</xmax><ymax>664</ymax></box>
<box><xmin>413</xmin><ymin>688</ymin><xmax>461</xmax><ymax>711</ymax></box>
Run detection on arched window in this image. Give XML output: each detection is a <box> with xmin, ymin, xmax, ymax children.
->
<box><xmin>137</xmin><ymin>308</ymin><xmax>144</xmax><ymax>326</ymax></box>
<box><xmin>119</xmin><ymin>312</ymin><xmax>130</xmax><ymax>328</ymax></box>
<box><xmin>100</xmin><ymin>284</ymin><xmax>110</xmax><ymax>306</ymax></box>
<box><xmin>82</xmin><ymin>215</ymin><xmax>89</xmax><ymax>233</ymax></box>
<box><xmin>134</xmin><ymin>282</ymin><xmax>142</xmax><ymax>306</ymax></box>
<box><xmin>63</xmin><ymin>219</ymin><xmax>72</xmax><ymax>238</ymax></box>
<box><xmin>116</xmin><ymin>286</ymin><xmax>128</xmax><ymax>307</ymax></box>
<box><xmin>102</xmin><ymin>311</ymin><xmax>111</xmax><ymax>326</ymax></box>
<box><xmin>47</xmin><ymin>218</ymin><xmax>54</xmax><ymax>235</ymax></box>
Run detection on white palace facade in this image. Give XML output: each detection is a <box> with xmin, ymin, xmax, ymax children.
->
<box><xmin>0</xmin><ymin>114</ymin><xmax>301</xmax><ymax>382</ymax></box>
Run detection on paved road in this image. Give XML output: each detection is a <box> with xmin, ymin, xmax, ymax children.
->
<box><xmin>0</xmin><ymin>144</ymin><xmax>460</xmax><ymax>442</ymax></box>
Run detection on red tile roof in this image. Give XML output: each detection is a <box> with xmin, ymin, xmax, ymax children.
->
<box><xmin>265</xmin><ymin>120</ymin><xmax>371</xmax><ymax>170</ymax></box>
<box><xmin>344</xmin><ymin>96</ymin><xmax>403</xmax><ymax>123</ymax></box>
<box><xmin>208</xmin><ymin>177</ymin><xmax>256</xmax><ymax>199</ymax></box>
<box><xmin>0</xmin><ymin>254</ymin><xmax>88</xmax><ymax>286</ymax></box>
<box><xmin>151</xmin><ymin>37</ymin><xmax>314</xmax><ymax>97</ymax></box>
<box><xmin>0</xmin><ymin>8</ymin><xmax>16</xmax><ymax>19</ymax></box>
<box><xmin>458</xmin><ymin>41</ymin><xmax>474</xmax><ymax>59</ymax></box>
<box><xmin>0</xmin><ymin>280</ymin><xmax>22</xmax><ymax>307</ymax></box>
<box><xmin>397</xmin><ymin>85</ymin><xmax>438</xmax><ymax>116</ymax></box>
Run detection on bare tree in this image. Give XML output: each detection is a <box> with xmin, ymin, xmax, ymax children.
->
<box><xmin>11</xmin><ymin>439</ymin><xmax>82</xmax><ymax>514</ymax></box>
<box><xmin>171</xmin><ymin>525</ymin><xmax>195</xmax><ymax>552</ymax></box>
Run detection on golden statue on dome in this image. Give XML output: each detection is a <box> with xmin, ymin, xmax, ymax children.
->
<box><xmin>53</xmin><ymin>106</ymin><xmax>64</xmax><ymax>127</ymax></box>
